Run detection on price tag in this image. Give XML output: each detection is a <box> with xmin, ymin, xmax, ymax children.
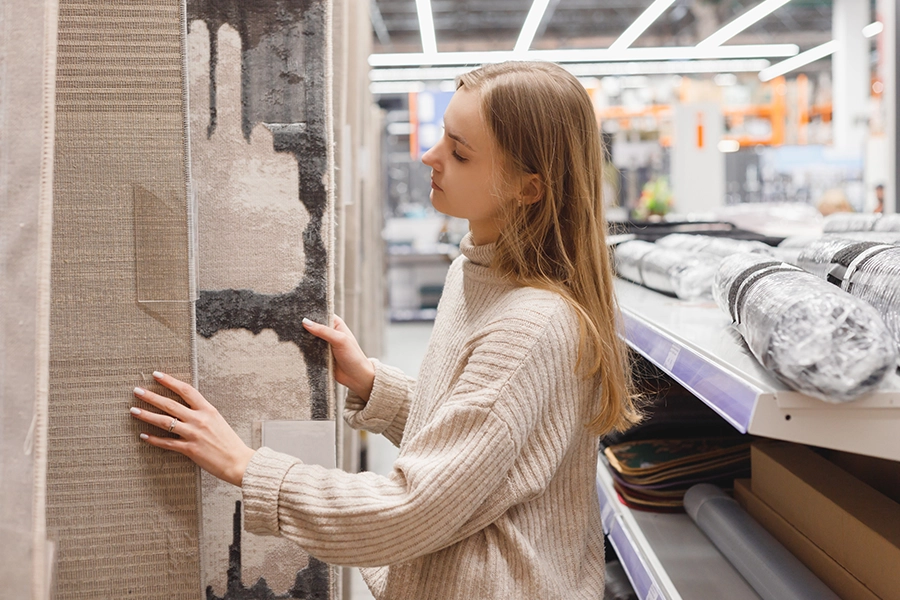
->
<box><xmin>601</xmin><ymin>500</ymin><xmax>614</xmax><ymax>529</ymax></box>
<box><xmin>663</xmin><ymin>344</ymin><xmax>680</xmax><ymax>371</ymax></box>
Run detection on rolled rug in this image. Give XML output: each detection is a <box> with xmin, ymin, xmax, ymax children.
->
<box><xmin>796</xmin><ymin>238</ymin><xmax>900</xmax><ymax>352</ymax></box>
<box><xmin>684</xmin><ymin>484</ymin><xmax>839</xmax><ymax>600</ymax></box>
<box><xmin>656</xmin><ymin>233</ymin><xmax>774</xmax><ymax>258</ymax></box>
<box><xmin>874</xmin><ymin>213</ymin><xmax>900</xmax><ymax>232</ymax></box>
<box><xmin>822</xmin><ymin>212</ymin><xmax>881</xmax><ymax>233</ymax></box>
<box><xmin>614</xmin><ymin>239</ymin><xmax>719</xmax><ymax>300</ymax></box>
<box><xmin>713</xmin><ymin>253</ymin><xmax>896</xmax><ymax>402</ymax></box>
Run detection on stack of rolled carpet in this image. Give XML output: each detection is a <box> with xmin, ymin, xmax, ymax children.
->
<box><xmin>712</xmin><ymin>253</ymin><xmax>897</xmax><ymax>402</ymax></box>
<box><xmin>613</xmin><ymin>239</ymin><xmax>719</xmax><ymax>300</ymax></box>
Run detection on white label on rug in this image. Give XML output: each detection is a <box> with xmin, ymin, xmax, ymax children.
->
<box><xmin>261</xmin><ymin>420</ymin><xmax>336</xmax><ymax>468</ymax></box>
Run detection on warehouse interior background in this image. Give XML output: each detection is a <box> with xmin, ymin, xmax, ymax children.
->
<box><xmin>372</xmin><ymin>0</ymin><xmax>896</xmax><ymax>321</ymax></box>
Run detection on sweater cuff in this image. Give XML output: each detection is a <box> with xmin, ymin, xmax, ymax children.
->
<box><xmin>344</xmin><ymin>359</ymin><xmax>408</xmax><ymax>434</ymax></box>
<box><xmin>241</xmin><ymin>446</ymin><xmax>301</xmax><ymax>537</ymax></box>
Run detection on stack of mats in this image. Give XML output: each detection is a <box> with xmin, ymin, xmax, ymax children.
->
<box><xmin>604</xmin><ymin>437</ymin><xmax>751</xmax><ymax>512</ymax></box>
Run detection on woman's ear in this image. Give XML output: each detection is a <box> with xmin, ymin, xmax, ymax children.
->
<box><xmin>519</xmin><ymin>174</ymin><xmax>543</xmax><ymax>205</ymax></box>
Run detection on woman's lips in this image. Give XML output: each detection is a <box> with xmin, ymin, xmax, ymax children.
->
<box><xmin>431</xmin><ymin>180</ymin><xmax>443</xmax><ymax>191</ymax></box>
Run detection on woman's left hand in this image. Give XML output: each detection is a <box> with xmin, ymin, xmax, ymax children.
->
<box><xmin>130</xmin><ymin>371</ymin><xmax>255</xmax><ymax>487</ymax></box>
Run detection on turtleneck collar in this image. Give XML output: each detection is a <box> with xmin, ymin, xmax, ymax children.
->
<box><xmin>458</xmin><ymin>231</ymin><xmax>496</xmax><ymax>268</ymax></box>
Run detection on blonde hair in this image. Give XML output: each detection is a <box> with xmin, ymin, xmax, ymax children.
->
<box><xmin>457</xmin><ymin>62</ymin><xmax>641</xmax><ymax>435</ymax></box>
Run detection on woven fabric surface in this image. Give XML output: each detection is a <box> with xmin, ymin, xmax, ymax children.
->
<box><xmin>47</xmin><ymin>1</ymin><xmax>200</xmax><ymax>598</ymax></box>
<box><xmin>1</xmin><ymin>1</ymin><xmax>57</xmax><ymax>597</ymax></box>
<box><xmin>186</xmin><ymin>1</ymin><xmax>336</xmax><ymax>596</ymax></box>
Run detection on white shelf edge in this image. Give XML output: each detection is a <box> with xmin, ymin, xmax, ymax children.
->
<box><xmin>621</xmin><ymin>309</ymin><xmax>760</xmax><ymax>433</ymax></box>
<box><xmin>616</xmin><ymin>278</ymin><xmax>900</xmax><ymax>461</ymax></box>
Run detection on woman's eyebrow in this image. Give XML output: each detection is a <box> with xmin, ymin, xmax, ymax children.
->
<box><xmin>445</xmin><ymin>127</ymin><xmax>474</xmax><ymax>151</ymax></box>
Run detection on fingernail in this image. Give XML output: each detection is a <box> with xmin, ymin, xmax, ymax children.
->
<box><xmin>302</xmin><ymin>318</ymin><xmax>313</xmax><ymax>326</ymax></box>
<box><xmin>152</xmin><ymin>371</ymin><xmax>163</xmax><ymax>379</ymax></box>
<box><xmin>140</xmin><ymin>433</ymin><xmax>149</xmax><ymax>440</ymax></box>
<box><xmin>134</xmin><ymin>387</ymin><xmax>145</xmax><ymax>396</ymax></box>
<box><xmin>130</xmin><ymin>407</ymin><xmax>142</xmax><ymax>415</ymax></box>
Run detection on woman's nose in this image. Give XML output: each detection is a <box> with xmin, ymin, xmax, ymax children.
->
<box><xmin>422</xmin><ymin>146</ymin><xmax>437</xmax><ymax>169</ymax></box>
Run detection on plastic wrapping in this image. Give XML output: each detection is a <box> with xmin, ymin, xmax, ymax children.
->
<box><xmin>713</xmin><ymin>253</ymin><xmax>896</xmax><ymax>402</ymax></box>
<box><xmin>796</xmin><ymin>238</ymin><xmax>900</xmax><ymax>352</ymax></box>
<box><xmin>684</xmin><ymin>484</ymin><xmax>840</xmax><ymax>600</ymax></box>
<box><xmin>656</xmin><ymin>233</ymin><xmax>774</xmax><ymax>257</ymax></box>
<box><xmin>873</xmin><ymin>213</ymin><xmax>900</xmax><ymax>232</ymax></box>
<box><xmin>822</xmin><ymin>213</ymin><xmax>882</xmax><ymax>232</ymax></box>
<box><xmin>614</xmin><ymin>240</ymin><xmax>719</xmax><ymax>300</ymax></box>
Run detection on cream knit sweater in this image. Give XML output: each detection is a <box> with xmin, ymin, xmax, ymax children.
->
<box><xmin>241</xmin><ymin>233</ymin><xmax>607</xmax><ymax>599</ymax></box>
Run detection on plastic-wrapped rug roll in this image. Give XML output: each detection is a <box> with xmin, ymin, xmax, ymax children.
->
<box><xmin>713</xmin><ymin>253</ymin><xmax>896</xmax><ymax>402</ymax></box>
<box><xmin>796</xmin><ymin>238</ymin><xmax>900</xmax><ymax>351</ymax></box>
<box><xmin>874</xmin><ymin>213</ymin><xmax>900</xmax><ymax>231</ymax></box>
<box><xmin>614</xmin><ymin>240</ymin><xmax>719</xmax><ymax>300</ymax></box>
<box><xmin>656</xmin><ymin>233</ymin><xmax>774</xmax><ymax>257</ymax></box>
<box><xmin>822</xmin><ymin>212</ymin><xmax>881</xmax><ymax>232</ymax></box>
<box><xmin>684</xmin><ymin>484</ymin><xmax>840</xmax><ymax>600</ymax></box>
<box><xmin>613</xmin><ymin>239</ymin><xmax>657</xmax><ymax>288</ymax></box>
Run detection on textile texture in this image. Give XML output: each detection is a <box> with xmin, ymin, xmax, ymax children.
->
<box><xmin>46</xmin><ymin>1</ymin><xmax>200</xmax><ymax>598</ymax></box>
<box><xmin>0</xmin><ymin>0</ymin><xmax>57</xmax><ymax>597</ymax></box>
<box><xmin>186</xmin><ymin>1</ymin><xmax>336</xmax><ymax>596</ymax></box>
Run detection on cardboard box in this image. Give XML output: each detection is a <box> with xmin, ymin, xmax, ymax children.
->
<box><xmin>823</xmin><ymin>449</ymin><xmax>900</xmax><ymax>505</ymax></box>
<box><xmin>751</xmin><ymin>441</ymin><xmax>900</xmax><ymax>600</ymax></box>
<box><xmin>734</xmin><ymin>479</ymin><xmax>879</xmax><ymax>600</ymax></box>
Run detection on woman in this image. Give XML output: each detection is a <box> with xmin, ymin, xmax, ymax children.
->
<box><xmin>130</xmin><ymin>61</ymin><xmax>640</xmax><ymax>599</ymax></box>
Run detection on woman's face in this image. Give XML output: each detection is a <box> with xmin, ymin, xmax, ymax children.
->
<box><xmin>422</xmin><ymin>88</ymin><xmax>511</xmax><ymax>245</ymax></box>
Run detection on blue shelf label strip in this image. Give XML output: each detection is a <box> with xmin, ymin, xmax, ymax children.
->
<box><xmin>597</xmin><ymin>479</ymin><xmax>663</xmax><ymax>600</ymax></box>
<box><xmin>622</xmin><ymin>312</ymin><xmax>757</xmax><ymax>433</ymax></box>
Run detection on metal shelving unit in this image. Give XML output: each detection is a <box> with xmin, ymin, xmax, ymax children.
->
<box><xmin>615</xmin><ymin>278</ymin><xmax>900</xmax><ymax>462</ymax></box>
<box><xmin>600</xmin><ymin>278</ymin><xmax>900</xmax><ymax>599</ymax></box>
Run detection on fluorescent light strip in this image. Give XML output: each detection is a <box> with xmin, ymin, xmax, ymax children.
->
<box><xmin>514</xmin><ymin>0</ymin><xmax>552</xmax><ymax>53</ymax></box>
<box><xmin>369</xmin><ymin>44</ymin><xmax>798</xmax><ymax>67</ymax></box>
<box><xmin>369</xmin><ymin>59</ymin><xmax>771</xmax><ymax>83</ymax></box>
<box><xmin>415</xmin><ymin>0</ymin><xmax>437</xmax><ymax>54</ymax></box>
<box><xmin>697</xmin><ymin>0</ymin><xmax>792</xmax><ymax>49</ymax></box>
<box><xmin>609</xmin><ymin>0</ymin><xmax>677</xmax><ymax>51</ymax></box>
<box><xmin>863</xmin><ymin>21</ymin><xmax>884</xmax><ymax>38</ymax></box>
<box><xmin>758</xmin><ymin>40</ymin><xmax>836</xmax><ymax>82</ymax></box>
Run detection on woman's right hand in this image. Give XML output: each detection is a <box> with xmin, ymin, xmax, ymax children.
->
<box><xmin>303</xmin><ymin>315</ymin><xmax>375</xmax><ymax>402</ymax></box>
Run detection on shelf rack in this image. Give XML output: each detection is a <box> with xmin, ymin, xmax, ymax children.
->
<box><xmin>614</xmin><ymin>278</ymin><xmax>900</xmax><ymax>462</ymax></box>
<box><xmin>596</xmin><ymin>460</ymin><xmax>761</xmax><ymax>600</ymax></box>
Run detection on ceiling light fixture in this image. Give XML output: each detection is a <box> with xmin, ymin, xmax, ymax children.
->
<box><xmin>697</xmin><ymin>0</ymin><xmax>792</xmax><ymax>49</ymax></box>
<box><xmin>369</xmin><ymin>44</ymin><xmax>798</xmax><ymax>67</ymax></box>
<box><xmin>415</xmin><ymin>0</ymin><xmax>437</xmax><ymax>55</ymax></box>
<box><xmin>863</xmin><ymin>21</ymin><xmax>884</xmax><ymax>38</ymax></box>
<box><xmin>609</xmin><ymin>0</ymin><xmax>677</xmax><ymax>51</ymax></box>
<box><xmin>514</xmin><ymin>0</ymin><xmax>552</xmax><ymax>53</ymax></box>
<box><xmin>758</xmin><ymin>40</ymin><xmax>836</xmax><ymax>82</ymax></box>
<box><xmin>369</xmin><ymin>59</ymin><xmax>772</xmax><ymax>84</ymax></box>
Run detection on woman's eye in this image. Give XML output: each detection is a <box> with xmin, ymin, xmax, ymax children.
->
<box><xmin>451</xmin><ymin>151</ymin><xmax>468</xmax><ymax>163</ymax></box>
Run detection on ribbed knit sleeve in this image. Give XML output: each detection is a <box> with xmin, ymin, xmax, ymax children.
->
<box><xmin>343</xmin><ymin>358</ymin><xmax>413</xmax><ymax>447</ymax></box>
<box><xmin>240</xmin><ymin>313</ymin><xmax>567</xmax><ymax>568</ymax></box>
<box><xmin>242</xmin><ymin>401</ymin><xmax>518</xmax><ymax>566</ymax></box>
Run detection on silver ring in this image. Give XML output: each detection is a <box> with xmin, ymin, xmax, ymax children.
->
<box><xmin>168</xmin><ymin>417</ymin><xmax>179</xmax><ymax>433</ymax></box>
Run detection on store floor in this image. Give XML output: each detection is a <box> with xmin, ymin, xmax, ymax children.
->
<box><xmin>348</xmin><ymin>320</ymin><xmax>435</xmax><ymax>600</ymax></box>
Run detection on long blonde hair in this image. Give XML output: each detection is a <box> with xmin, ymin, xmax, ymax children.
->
<box><xmin>457</xmin><ymin>61</ymin><xmax>641</xmax><ymax>435</ymax></box>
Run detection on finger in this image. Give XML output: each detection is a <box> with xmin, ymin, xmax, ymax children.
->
<box><xmin>133</xmin><ymin>387</ymin><xmax>192</xmax><ymax>420</ymax></box>
<box><xmin>151</xmin><ymin>371</ymin><xmax>207</xmax><ymax>409</ymax></box>
<box><xmin>332</xmin><ymin>314</ymin><xmax>350</xmax><ymax>334</ymax></box>
<box><xmin>130</xmin><ymin>406</ymin><xmax>189</xmax><ymax>436</ymax></box>
<box><xmin>139</xmin><ymin>432</ymin><xmax>190</xmax><ymax>454</ymax></box>
<box><xmin>302</xmin><ymin>317</ymin><xmax>342</xmax><ymax>344</ymax></box>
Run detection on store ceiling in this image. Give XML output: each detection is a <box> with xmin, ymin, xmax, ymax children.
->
<box><xmin>371</xmin><ymin>0</ymin><xmax>835</xmax><ymax>53</ymax></box>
